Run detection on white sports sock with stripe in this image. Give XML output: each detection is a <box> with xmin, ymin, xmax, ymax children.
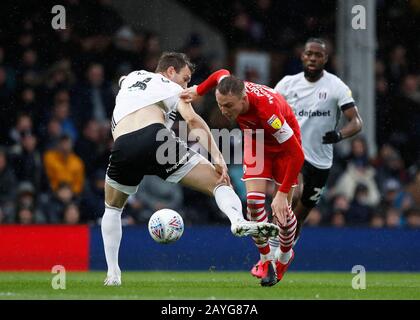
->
<box><xmin>214</xmin><ymin>185</ymin><xmax>244</xmax><ymax>225</ymax></box>
<box><xmin>101</xmin><ymin>204</ymin><xmax>123</xmax><ymax>276</ymax></box>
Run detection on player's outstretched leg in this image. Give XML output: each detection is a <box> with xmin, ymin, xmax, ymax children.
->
<box><xmin>102</xmin><ymin>203</ymin><xmax>123</xmax><ymax>286</ymax></box>
<box><xmin>180</xmin><ymin>161</ymin><xmax>279</xmax><ymax>239</ymax></box>
<box><xmin>101</xmin><ymin>183</ymin><xmax>129</xmax><ymax>286</ymax></box>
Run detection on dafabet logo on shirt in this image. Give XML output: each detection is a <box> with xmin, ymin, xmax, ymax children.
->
<box><xmin>267</xmin><ymin>115</ymin><xmax>282</xmax><ymax>130</ymax></box>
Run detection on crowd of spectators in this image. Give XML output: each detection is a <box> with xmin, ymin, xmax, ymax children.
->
<box><xmin>0</xmin><ymin>0</ymin><xmax>419</xmax><ymax>229</ymax></box>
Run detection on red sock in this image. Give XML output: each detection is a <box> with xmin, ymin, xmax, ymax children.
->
<box><xmin>279</xmin><ymin>206</ymin><xmax>297</xmax><ymax>253</ymax></box>
<box><xmin>247</xmin><ymin>192</ymin><xmax>269</xmax><ymax>255</ymax></box>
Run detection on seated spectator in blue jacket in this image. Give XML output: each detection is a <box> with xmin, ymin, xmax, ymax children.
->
<box><xmin>346</xmin><ymin>184</ymin><xmax>374</xmax><ymax>226</ymax></box>
<box><xmin>71</xmin><ymin>63</ymin><xmax>114</xmax><ymax>129</ymax></box>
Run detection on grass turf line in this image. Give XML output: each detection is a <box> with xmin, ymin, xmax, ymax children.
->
<box><xmin>0</xmin><ymin>271</ymin><xmax>419</xmax><ymax>300</ymax></box>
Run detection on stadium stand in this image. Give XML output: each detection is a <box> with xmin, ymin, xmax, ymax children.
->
<box><xmin>0</xmin><ymin>0</ymin><xmax>419</xmax><ymax>230</ymax></box>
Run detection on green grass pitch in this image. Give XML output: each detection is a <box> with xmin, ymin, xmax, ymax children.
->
<box><xmin>1</xmin><ymin>271</ymin><xmax>420</xmax><ymax>300</ymax></box>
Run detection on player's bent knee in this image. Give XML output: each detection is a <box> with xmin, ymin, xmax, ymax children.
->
<box><xmin>186</xmin><ymin>160</ymin><xmax>227</xmax><ymax>196</ymax></box>
<box><xmin>105</xmin><ymin>183</ymin><xmax>129</xmax><ymax>209</ymax></box>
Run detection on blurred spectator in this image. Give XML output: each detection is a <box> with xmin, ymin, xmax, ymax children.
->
<box><xmin>16</xmin><ymin>48</ymin><xmax>42</xmax><ymax>87</ymax></box>
<box><xmin>305</xmin><ymin>208</ymin><xmax>323</xmax><ymax>227</ymax></box>
<box><xmin>44</xmin><ymin>59</ymin><xmax>76</xmax><ymax>92</ymax></box>
<box><xmin>144</xmin><ymin>32</ymin><xmax>161</xmax><ymax>57</ymax></box>
<box><xmin>15</xmin><ymin>182</ymin><xmax>36</xmax><ymax>212</ymax></box>
<box><xmin>10</xmin><ymin>181</ymin><xmax>46</xmax><ymax>224</ymax></box>
<box><xmin>370</xmin><ymin>212</ymin><xmax>385</xmax><ymax>228</ymax></box>
<box><xmin>182</xmin><ymin>33</ymin><xmax>211</xmax><ymax>83</ymax></box>
<box><xmin>380</xmin><ymin>178</ymin><xmax>413</xmax><ymax>213</ymax></box>
<box><xmin>63</xmin><ymin>203</ymin><xmax>81</xmax><ymax>224</ymax></box>
<box><xmin>41</xmin><ymin>183</ymin><xmax>76</xmax><ymax>223</ymax></box>
<box><xmin>43</xmin><ymin>134</ymin><xmax>85</xmax><ymax>195</ymax></box>
<box><xmin>327</xmin><ymin>194</ymin><xmax>349</xmax><ymax>227</ymax></box>
<box><xmin>385</xmin><ymin>207</ymin><xmax>402</xmax><ymax>228</ymax></box>
<box><xmin>405</xmin><ymin>207</ymin><xmax>420</xmax><ymax>228</ymax></box>
<box><xmin>283</xmin><ymin>43</ymin><xmax>305</xmax><ymax>76</ymax></box>
<box><xmin>406</xmin><ymin>170</ymin><xmax>420</xmax><ymax>208</ymax></box>
<box><xmin>40</xmin><ymin>118</ymin><xmax>63</xmax><ymax>151</ymax></box>
<box><xmin>15</xmin><ymin>207</ymin><xmax>35</xmax><ymax>224</ymax></box>
<box><xmin>112</xmin><ymin>26</ymin><xmax>138</xmax><ymax>73</ymax></box>
<box><xmin>0</xmin><ymin>66</ymin><xmax>15</xmax><ymax>141</ymax></box>
<box><xmin>50</xmin><ymin>101</ymin><xmax>78</xmax><ymax>142</ymax></box>
<box><xmin>80</xmin><ymin>169</ymin><xmax>105</xmax><ymax>223</ymax></box>
<box><xmin>375</xmin><ymin>144</ymin><xmax>409</xmax><ymax>191</ymax></box>
<box><xmin>0</xmin><ymin>147</ymin><xmax>17</xmax><ymax>212</ymax></box>
<box><xmin>0</xmin><ymin>207</ymin><xmax>4</xmax><ymax>224</ymax></box>
<box><xmin>331</xmin><ymin>211</ymin><xmax>346</xmax><ymax>228</ymax></box>
<box><xmin>8</xmin><ymin>113</ymin><xmax>33</xmax><ymax>147</ymax></box>
<box><xmin>389</xmin><ymin>74</ymin><xmax>420</xmax><ymax>165</ymax></box>
<box><xmin>375</xmin><ymin>73</ymin><xmax>390</xmax><ymax>146</ymax></box>
<box><xmin>17</xmin><ymin>87</ymin><xmax>39</xmax><ymax>120</ymax></box>
<box><xmin>75</xmin><ymin>120</ymin><xmax>103</xmax><ymax>177</ymax></box>
<box><xmin>346</xmin><ymin>184</ymin><xmax>374</xmax><ymax>226</ymax></box>
<box><xmin>333</xmin><ymin>138</ymin><xmax>381</xmax><ymax>206</ymax></box>
<box><xmin>71</xmin><ymin>63</ymin><xmax>114</xmax><ymax>128</ymax></box>
<box><xmin>9</xmin><ymin>131</ymin><xmax>43</xmax><ymax>190</ymax></box>
<box><xmin>386</xmin><ymin>45</ymin><xmax>409</xmax><ymax>92</ymax></box>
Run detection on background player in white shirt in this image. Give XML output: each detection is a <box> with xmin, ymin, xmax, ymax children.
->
<box><xmin>273</xmin><ymin>38</ymin><xmax>363</xmax><ymax>246</ymax></box>
<box><xmin>102</xmin><ymin>52</ymin><xmax>279</xmax><ymax>286</ymax></box>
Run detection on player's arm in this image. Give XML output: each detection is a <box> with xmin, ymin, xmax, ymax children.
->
<box><xmin>259</xmin><ymin>108</ymin><xmax>304</xmax><ymax>225</ymax></box>
<box><xmin>322</xmin><ymin>105</ymin><xmax>363</xmax><ymax>143</ymax></box>
<box><xmin>322</xmin><ymin>80</ymin><xmax>363</xmax><ymax>144</ymax></box>
<box><xmin>180</xmin><ymin>69</ymin><xmax>231</xmax><ymax>102</ymax></box>
<box><xmin>340</xmin><ymin>106</ymin><xmax>363</xmax><ymax>139</ymax></box>
<box><xmin>259</xmin><ymin>104</ymin><xmax>304</xmax><ymax>195</ymax></box>
<box><xmin>271</xmin><ymin>135</ymin><xmax>304</xmax><ymax>226</ymax></box>
<box><xmin>177</xmin><ymin>99</ymin><xmax>230</xmax><ymax>185</ymax></box>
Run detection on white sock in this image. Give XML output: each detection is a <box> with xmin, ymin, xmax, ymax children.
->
<box><xmin>260</xmin><ymin>251</ymin><xmax>274</xmax><ymax>263</ymax></box>
<box><xmin>277</xmin><ymin>248</ymin><xmax>292</xmax><ymax>264</ymax></box>
<box><xmin>214</xmin><ymin>185</ymin><xmax>244</xmax><ymax>225</ymax></box>
<box><xmin>101</xmin><ymin>205</ymin><xmax>123</xmax><ymax>276</ymax></box>
<box><xmin>269</xmin><ymin>237</ymin><xmax>280</xmax><ymax>254</ymax></box>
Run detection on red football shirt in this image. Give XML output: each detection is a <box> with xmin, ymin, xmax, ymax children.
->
<box><xmin>238</xmin><ymin>81</ymin><xmax>301</xmax><ymax>153</ymax></box>
<box><xmin>196</xmin><ymin>70</ymin><xmax>304</xmax><ymax>193</ymax></box>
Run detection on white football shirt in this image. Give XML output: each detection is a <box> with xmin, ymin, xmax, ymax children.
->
<box><xmin>112</xmin><ymin>70</ymin><xmax>182</xmax><ymax>130</ymax></box>
<box><xmin>274</xmin><ymin>71</ymin><xmax>355</xmax><ymax>169</ymax></box>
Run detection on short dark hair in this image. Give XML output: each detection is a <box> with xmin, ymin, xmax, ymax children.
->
<box><xmin>305</xmin><ymin>38</ymin><xmax>327</xmax><ymax>50</ymax></box>
<box><xmin>216</xmin><ymin>76</ymin><xmax>245</xmax><ymax>97</ymax></box>
<box><xmin>155</xmin><ymin>52</ymin><xmax>195</xmax><ymax>73</ymax></box>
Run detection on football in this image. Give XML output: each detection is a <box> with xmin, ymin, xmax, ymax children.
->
<box><xmin>148</xmin><ymin>209</ymin><xmax>184</xmax><ymax>244</ymax></box>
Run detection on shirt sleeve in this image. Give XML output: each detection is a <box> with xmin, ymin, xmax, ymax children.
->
<box><xmin>277</xmin><ymin>135</ymin><xmax>305</xmax><ymax>194</ymax></box>
<box><xmin>336</xmin><ymin>78</ymin><xmax>355</xmax><ymax>110</ymax></box>
<box><xmin>255</xmin><ymin>95</ymin><xmax>303</xmax><ymax>194</ymax></box>
<box><xmin>196</xmin><ymin>69</ymin><xmax>231</xmax><ymax>96</ymax></box>
<box><xmin>256</xmin><ymin>97</ymin><xmax>293</xmax><ymax>143</ymax></box>
<box><xmin>273</xmin><ymin>76</ymin><xmax>288</xmax><ymax>96</ymax></box>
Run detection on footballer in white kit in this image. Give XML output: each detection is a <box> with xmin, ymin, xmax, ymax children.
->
<box><xmin>273</xmin><ymin>38</ymin><xmax>363</xmax><ymax>243</ymax></box>
<box><xmin>101</xmin><ymin>53</ymin><xmax>280</xmax><ymax>286</ymax></box>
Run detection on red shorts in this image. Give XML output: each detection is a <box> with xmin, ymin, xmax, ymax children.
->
<box><xmin>242</xmin><ymin>140</ymin><xmax>298</xmax><ymax>187</ymax></box>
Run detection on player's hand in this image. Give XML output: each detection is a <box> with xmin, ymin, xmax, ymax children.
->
<box><xmin>213</xmin><ymin>156</ymin><xmax>231</xmax><ymax>187</ymax></box>
<box><xmin>322</xmin><ymin>130</ymin><xmax>342</xmax><ymax>144</ymax></box>
<box><xmin>180</xmin><ymin>85</ymin><xmax>199</xmax><ymax>103</ymax></box>
<box><xmin>271</xmin><ymin>192</ymin><xmax>289</xmax><ymax>227</ymax></box>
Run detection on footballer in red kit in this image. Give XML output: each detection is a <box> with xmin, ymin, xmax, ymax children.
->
<box><xmin>183</xmin><ymin>69</ymin><xmax>304</xmax><ymax>286</ymax></box>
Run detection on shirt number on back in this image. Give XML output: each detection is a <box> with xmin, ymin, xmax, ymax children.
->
<box><xmin>128</xmin><ymin>77</ymin><xmax>152</xmax><ymax>91</ymax></box>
